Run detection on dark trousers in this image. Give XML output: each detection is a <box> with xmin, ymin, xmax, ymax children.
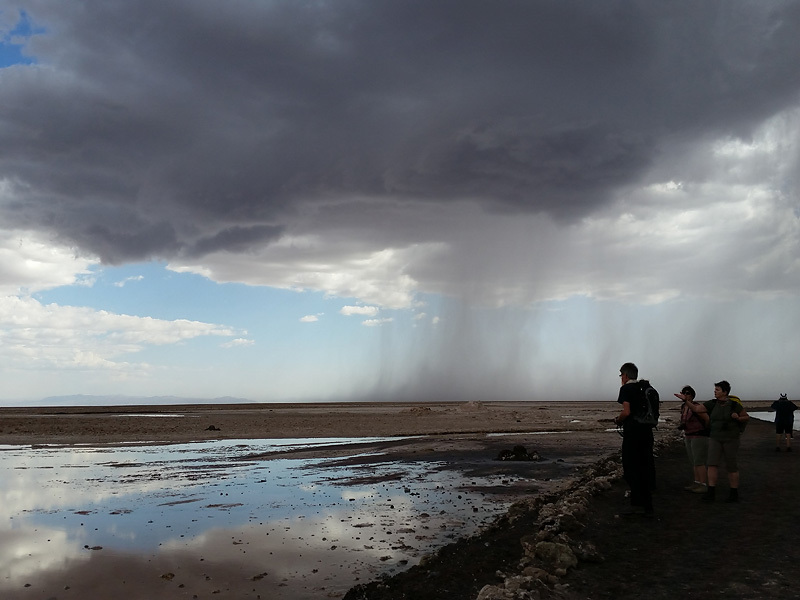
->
<box><xmin>621</xmin><ymin>426</ymin><xmax>655</xmax><ymax>511</ymax></box>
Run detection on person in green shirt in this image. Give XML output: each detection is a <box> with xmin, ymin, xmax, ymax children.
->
<box><xmin>694</xmin><ymin>380</ymin><xmax>749</xmax><ymax>503</ymax></box>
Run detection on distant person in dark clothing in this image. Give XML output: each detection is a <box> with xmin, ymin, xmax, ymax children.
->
<box><xmin>614</xmin><ymin>362</ymin><xmax>654</xmax><ymax>517</ymax></box>
<box><xmin>771</xmin><ymin>393</ymin><xmax>798</xmax><ymax>452</ymax></box>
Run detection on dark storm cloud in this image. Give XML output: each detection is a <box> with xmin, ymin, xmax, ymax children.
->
<box><xmin>188</xmin><ymin>224</ymin><xmax>284</xmax><ymax>257</ymax></box>
<box><xmin>1</xmin><ymin>0</ymin><xmax>799</xmax><ymax>261</ymax></box>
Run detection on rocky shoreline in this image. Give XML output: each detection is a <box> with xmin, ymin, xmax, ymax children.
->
<box><xmin>344</xmin><ymin>417</ymin><xmax>800</xmax><ymax>600</ymax></box>
<box><xmin>343</xmin><ymin>431</ymin><xmax>670</xmax><ymax>600</ymax></box>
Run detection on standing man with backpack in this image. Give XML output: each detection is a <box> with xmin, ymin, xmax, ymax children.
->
<box><xmin>694</xmin><ymin>380</ymin><xmax>749</xmax><ymax>503</ymax></box>
<box><xmin>614</xmin><ymin>362</ymin><xmax>656</xmax><ymax>518</ymax></box>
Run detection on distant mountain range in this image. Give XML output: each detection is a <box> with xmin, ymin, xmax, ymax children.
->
<box><xmin>33</xmin><ymin>394</ymin><xmax>252</xmax><ymax>407</ymax></box>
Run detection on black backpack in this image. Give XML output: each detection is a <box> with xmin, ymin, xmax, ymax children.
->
<box><xmin>632</xmin><ymin>380</ymin><xmax>660</xmax><ymax>427</ymax></box>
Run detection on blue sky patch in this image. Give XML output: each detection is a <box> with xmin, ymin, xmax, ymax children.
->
<box><xmin>1</xmin><ymin>10</ymin><xmax>38</xmax><ymax>67</ymax></box>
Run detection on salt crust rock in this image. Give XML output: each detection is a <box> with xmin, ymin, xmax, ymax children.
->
<box><xmin>461</xmin><ymin>400</ymin><xmax>487</xmax><ymax>411</ymax></box>
<box><xmin>571</xmin><ymin>540</ymin><xmax>603</xmax><ymax>563</ymax></box>
<box><xmin>531</xmin><ymin>541</ymin><xmax>578</xmax><ymax>571</ymax></box>
<box><xmin>477</xmin><ymin>571</ymin><xmax>554</xmax><ymax>600</ymax></box>
<box><xmin>476</xmin><ymin>584</ymin><xmax>517</xmax><ymax>600</ymax></box>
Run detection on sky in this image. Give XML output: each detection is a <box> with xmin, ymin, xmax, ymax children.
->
<box><xmin>1</xmin><ymin>1</ymin><xmax>800</xmax><ymax>405</ymax></box>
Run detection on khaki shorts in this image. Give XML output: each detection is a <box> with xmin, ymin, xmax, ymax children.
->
<box><xmin>707</xmin><ymin>437</ymin><xmax>739</xmax><ymax>472</ymax></box>
<box><xmin>684</xmin><ymin>436</ymin><xmax>708</xmax><ymax>467</ymax></box>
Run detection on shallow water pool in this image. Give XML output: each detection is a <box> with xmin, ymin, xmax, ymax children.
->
<box><xmin>0</xmin><ymin>437</ymin><xmax>529</xmax><ymax>599</ymax></box>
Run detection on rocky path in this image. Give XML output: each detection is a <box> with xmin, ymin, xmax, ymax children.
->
<box><xmin>561</xmin><ymin>418</ymin><xmax>800</xmax><ymax>600</ymax></box>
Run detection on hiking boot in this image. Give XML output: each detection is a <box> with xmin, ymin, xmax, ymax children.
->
<box><xmin>691</xmin><ymin>483</ymin><xmax>708</xmax><ymax>493</ymax></box>
<box><xmin>701</xmin><ymin>486</ymin><xmax>716</xmax><ymax>503</ymax></box>
<box><xmin>726</xmin><ymin>489</ymin><xmax>739</xmax><ymax>503</ymax></box>
<box><xmin>619</xmin><ymin>506</ymin><xmax>645</xmax><ymax>517</ymax></box>
<box><xmin>684</xmin><ymin>483</ymin><xmax>699</xmax><ymax>491</ymax></box>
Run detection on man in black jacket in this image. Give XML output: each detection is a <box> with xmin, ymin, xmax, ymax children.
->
<box><xmin>614</xmin><ymin>361</ymin><xmax>654</xmax><ymax>517</ymax></box>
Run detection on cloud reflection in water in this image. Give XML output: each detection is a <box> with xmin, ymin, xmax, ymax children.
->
<box><xmin>1</xmin><ymin>438</ymin><xmax>519</xmax><ymax>598</ymax></box>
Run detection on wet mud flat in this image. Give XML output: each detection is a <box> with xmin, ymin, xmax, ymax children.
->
<box><xmin>0</xmin><ymin>427</ymin><xmax>625</xmax><ymax>599</ymax></box>
<box><xmin>1</xmin><ymin>400</ymin><xmax>778</xmax><ymax>599</ymax></box>
<box><xmin>0</xmin><ymin>400</ymin><xmax>628</xmax><ymax>445</ymax></box>
<box><xmin>0</xmin><ymin>436</ymin><xmax>615</xmax><ymax>599</ymax></box>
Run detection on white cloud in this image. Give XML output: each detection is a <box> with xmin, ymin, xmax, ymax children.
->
<box><xmin>0</xmin><ymin>295</ymin><xmax>238</xmax><ymax>372</ymax></box>
<box><xmin>170</xmin><ymin>243</ymin><xmax>434</xmax><ymax>309</ymax></box>
<box><xmin>0</xmin><ymin>229</ymin><xmax>97</xmax><ymax>295</ymax></box>
<box><xmin>221</xmin><ymin>338</ymin><xmax>255</xmax><ymax>348</ymax></box>
<box><xmin>299</xmin><ymin>315</ymin><xmax>319</xmax><ymax>322</ymax></box>
<box><xmin>113</xmin><ymin>275</ymin><xmax>144</xmax><ymax>287</ymax></box>
<box><xmin>340</xmin><ymin>305</ymin><xmax>379</xmax><ymax>317</ymax></box>
<box><xmin>362</xmin><ymin>317</ymin><xmax>393</xmax><ymax>327</ymax></box>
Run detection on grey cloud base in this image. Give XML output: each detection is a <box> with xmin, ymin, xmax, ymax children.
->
<box><xmin>1</xmin><ymin>0</ymin><xmax>799</xmax><ymax>303</ymax></box>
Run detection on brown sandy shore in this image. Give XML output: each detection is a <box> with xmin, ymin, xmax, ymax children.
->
<box><xmin>0</xmin><ymin>400</ymin><xmax>628</xmax><ymax>446</ymax></box>
<box><xmin>1</xmin><ymin>399</ymin><xmax>792</xmax><ymax>600</ymax></box>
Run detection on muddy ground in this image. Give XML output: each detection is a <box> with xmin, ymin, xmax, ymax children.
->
<box><xmin>344</xmin><ymin>418</ymin><xmax>800</xmax><ymax>600</ymax></box>
<box><xmin>2</xmin><ymin>400</ymin><xmax>790</xmax><ymax>600</ymax></box>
